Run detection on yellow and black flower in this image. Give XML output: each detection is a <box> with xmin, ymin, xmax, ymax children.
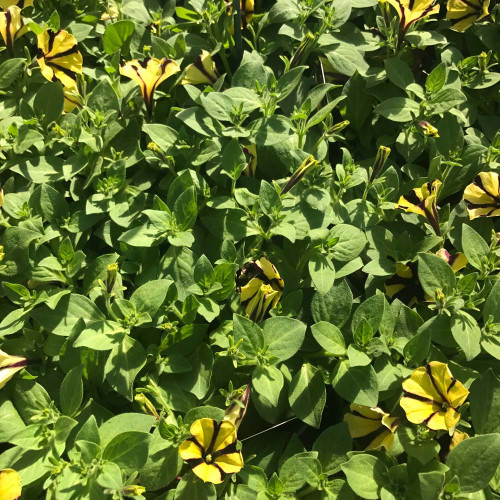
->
<box><xmin>282</xmin><ymin>156</ymin><xmax>319</xmax><ymax>195</ymax></box>
<box><xmin>120</xmin><ymin>58</ymin><xmax>180</xmax><ymax>116</ymax></box>
<box><xmin>384</xmin><ymin>261</ymin><xmax>421</xmax><ymax>305</ymax></box>
<box><xmin>237</xmin><ymin>257</ymin><xmax>284</xmax><ymax>323</ymax></box>
<box><xmin>446</xmin><ymin>0</ymin><xmax>490</xmax><ymax>32</ymax></box>
<box><xmin>0</xmin><ymin>468</ymin><xmax>22</xmax><ymax>500</ymax></box>
<box><xmin>463</xmin><ymin>171</ymin><xmax>500</xmax><ymax>220</ymax></box>
<box><xmin>396</xmin><ymin>179</ymin><xmax>442</xmax><ymax>235</ymax></box>
<box><xmin>0</xmin><ymin>0</ymin><xmax>32</xmax><ymax>8</ymax></box>
<box><xmin>400</xmin><ymin>361</ymin><xmax>469</xmax><ymax>431</ymax></box>
<box><xmin>226</xmin><ymin>0</ymin><xmax>254</xmax><ymax>29</ymax></box>
<box><xmin>344</xmin><ymin>404</ymin><xmax>399</xmax><ymax>451</ymax></box>
<box><xmin>0</xmin><ymin>6</ymin><xmax>27</xmax><ymax>56</ymax></box>
<box><xmin>387</xmin><ymin>0</ymin><xmax>440</xmax><ymax>46</ymax></box>
<box><xmin>37</xmin><ymin>29</ymin><xmax>83</xmax><ymax>88</ymax></box>
<box><xmin>435</xmin><ymin>248</ymin><xmax>467</xmax><ymax>272</ymax></box>
<box><xmin>418</xmin><ymin>120</ymin><xmax>440</xmax><ymax>138</ymax></box>
<box><xmin>179</xmin><ymin>418</ymin><xmax>244</xmax><ymax>484</ymax></box>
<box><xmin>0</xmin><ymin>350</ymin><xmax>27</xmax><ymax>389</ymax></box>
<box><xmin>181</xmin><ymin>50</ymin><xmax>219</xmax><ymax>86</ymax></box>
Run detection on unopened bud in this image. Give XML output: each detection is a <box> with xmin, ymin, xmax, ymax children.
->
<box><xmin>327</xmin><ymin>120</ymin><xmax>349</xmax><ymax>136</ymax></box>
<box><xmin>418</xmin><ymin>121</ymin><xmax>439</xmax><ymax>138</ymax></box>
<box><xmin>478</xmin><ymin>52</ymin><xmax>488</xmax><ymax>73</ymax></box>
<box><xmin>147</xmin><ymin>142</ymin><xmax>160</xmax><ymax>153</ymax></box>
<box><xmin>435</xmin><ymin>288</ymin><xmax>445</xmax><ymax>304</ymax></box>
<box><xmin>0</xmin><ymin>245</ymin><xmax>4</xmax><ymax>262</ymax></box>
<box><xmin>135</xmin><ymin>393</ymin><xmax>160</xmax><ymax>420</ymax></box>
<box><xmin>122</xmin><ymin>484</ymin><xmax>146</xmax><ymax>497</ymax></box>
<box><xmin>290</xmin><ymin>33</ymin><xmax>316</xmax><ymax>69</ymax></box>
<box><xmin>223</xmin><ymin>384</ymin><xmax>250</xmax><ymax>430</ymax></box>
<box><xmin>369</xmin><ymin>145</ymin><xmax>391</xmax><ymax>183</ymax></box>
<box><xmin>106</xmin><ymin>263</ymin><xmax>119</xmax><ymax>294</ymax></box>
<box><xmin>0</xmin><ymin>188</ymin><xmax>4</xmax><ymax>207</ymax></box>
<box><xmin>282</xmin><ymin>155</ymin><xmax>319</xmax><ymax>194</ymax></box>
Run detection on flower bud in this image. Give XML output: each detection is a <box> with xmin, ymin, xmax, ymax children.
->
<box><xmin>0</xmin><ymin>188</ymin><xmax>4</xmax><ymax>207</ymax></box>
<box><xmin>0</xmin><ymin>350</ymin><xmax>28</xmax><ymax>389</ymax></box>
<box><xmin>135</xmin><ymin>393</ymin><xmax>160</xmax><ymax>420</ymax></box>
<box><xmin>369</xmin><ymin>145</ymin><xmax>391</xmax><ymax>183</ymax></box>
<box><xmin>282</xmin><ymin>155</ymin><xmax>319</xmax><ymax>194</ymax></box>
<box><xmin>0</xmin><ymin>246</ymin><xmax>4</xmax><ymax>262</ymax></box>
<box><xmin>223</xmin><ymin>384</ymin><xmax>250</xmax><ymax>430</ymax></box>
<box><xmin>478</xmin><ymin>51</ymin><xmax>488</xmax><ymax>73</ymax></box>
<box><xmin>418</xmin><ymin>121</ymin><xmax>439</xmax><ymax>138</ymax></box>
<box><xmin>290</xmin><ymin>32</ymin><xmax>315</xmax><ymax>69</ymax></box>
<box><xmin>122</xmin><ymin>484</ymin><xmax>146</xmax><ymax>497</ymax></box>
<box><xmin>327</xmin><ymin>120</ymin><xmax>350</xmax><ymax>136</ymax></box>
<box><xmin>106</xmin><ymin>263</ymin><xmax>119</xmax><ymax>294</ymax></box>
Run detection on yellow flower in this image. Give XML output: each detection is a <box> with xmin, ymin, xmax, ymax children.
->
<box><xmin>449</xmin><ymin>429</ymin><xmax>469</xmax><ymax>451</ymax></box>
<box><xmin>344</xmin><ymin>404</ymin><xmax>399</xmax><ymax>451</ymax></box>
<box><xmin>463</xmin><ymin>171</ymin><xmax>500</xmax><ymax>220</ymax></box>
<box><xmin>242</xmin><ymin>145</ymin><xmax>257</xmax><ymax>177</ymax></box>
<box><xmin>0</xmin><ymin>350</ymin><xmax>27</xmax><ymax>389</ymax></box>
<box><xmin>0</xmin><ymin>0</ymin><xmax>32</xmax><ymax>8</ymax></box>
<box><xmin>120</xmin><ymin>57</ymin><xmax>180</xmax><ymax>116</ymax></box>
<box><xmin>62</xmin><ymin>85</ymin><xmax>80</xmax><ymax>113</ymax></box>
<box><xmin>238</xmin><ymin>257</ymin><xmax>284</xmax><ymax>323</ymax></box>
<box><xmin>0</xmin><ymin>6</ymin><xmax>28</xmax><ymax>56</ymax></box>
<box><xmin>181</xmin><ymin>50</ymin><xmax>219</xmax><ymax>86</ymax></box>
<box><xmin>396</xmin><ymin>179</ymin><xmax>442</xmax><ymax>235</ymax></box>
<box><xmin>384</xmin><ymin>261</ymin><xmax>419</xmax><ymax>304</ymax></box>
<box><xmin>223</xmin><ymin>384</ymin><xmax>250</xmax><ymax>430</ymax></box>
<box><xmin>0</xmin><ymin>469</ymin><xmax>21</xmax><ymax>500</ymax></box>
<box><xmin>446</xmin><ymin>0</ymin><xmax>489</xmax><ymax>32</ymax></box>
<box><xmin>388</xmin><ymin>0</ymin><xmax>440</xmax><ymax>30</ymax></box>
<box><xmin>179</xmin><ymin>418</ymin><xmax>244</xmax><ymax>484</ymax></box>
<box><xmin>400</xmin><ymin>361</ymin><xmax>469</xmax><ymax>431</ymax></box>
<box><xmin>435</xmin><ymin>249</ymin><xmax>467</xmax><ymax>273</ymax></box>
<box><xmin>36</xmin><ymin>29</ymin><xmax>83</xmax><ymax>88</ymax></box>
<box><xmin>282</xmin><ymin>156</ymin><xmax>319</xmax><ymax>195</ymax></box>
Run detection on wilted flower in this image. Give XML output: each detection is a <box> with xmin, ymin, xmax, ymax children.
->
<box><xmin>237</xmin><ymin>257</ymin><xmax>284</xmax><ymax>323</ymax></box>
<box><xmin>435</xmin><ymin>248</ymin><xmax>467</xmax><ymax>272</ymax></box>
<box><xmin>344</xmin><ymin>404</ymin><xmax>399</xmax><ymax>451</ymax></box>
<box><xmin>388</xmin><ymin>0</ymin><xmax>440</xmax><ymax>46</ymax></box>
<box><xmin>242</xmin><ymin>145</ymin><xmax>257</xmax><ymax>177</ymax></box>
<box><xmin>282</xmin><ymin>156</ymin><xmax>319</xmax><ymax>195</ymax></box>
<box><xmin>119</xmin><ymin>58</ymin><xmax>180</xmax><ymax>116</ymax></box>
<box><xmin>0</xmin><ymin>6</ymin><xmax>28</xmax><ymax>56</ymax></box>
<box><xmin>179</xmin><ymin>418</ymin><xmax>244</xmax><ymax>484</ymax></box>
<box><xmin>181</xmin><ymin>50</ymin><xmax>219</xmax><ymax>86</ymax></box>
<box><xmin>418</xmin><ymin>120</ymin><xmax>439</xmax><ymax>137</ymax></box>
<box><xmin>400</xmin><ymin>361</ymin><xmax>469</xmax><ymax>430</ymax></box>
<box><xmin>446</xmin><ymin>0</ymin><xmax>490</xmax><ymax>32</ymax></box>
<box><xmin>223</xmin><ymin>384</ymin><xmax>250</xmax><ymax>430</ymax></box>
<box><xmin>396</xmin><ymin>179</ymin><xmax>442</xmax><ymax>235</ymax></box>
<box><xmin>463</xmin><ymin>172</ymin><xmax>500</xmax><ymax>219</ymax></box>
<box><xmin>0</xmin><ymin>350</ymin><xmax>27</xmax><ymax>389</ymax></box>
<box><xmin>37</xmin><ymin>29</ymin><xmax>83</xmax><ymax>88</ymax></box>
<box><xmin>0</xmin><ymin>468</ymin><xmax>21</xmax><ymax>500</ymax></box>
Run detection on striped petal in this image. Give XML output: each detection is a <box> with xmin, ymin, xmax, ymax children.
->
<box><xmin>189</xmin><ymin>418</ymin><xmax>215</xmax><ymax>453</ymax></box>
<box><xmin>178</xmin><ymin>438</ymin><xmax>203</xmax><ymax>461</ymax></box>
<box><xmin>192</xmin><ymin>462</ymin><xmax>225</xmax><ymax>484</ymax></box>
<box><xmin>214</xmin><ymin>451</ymin><xmax>244</xmax><ymax>473</ymax></box>
<box><xmin>366</xmin><ymin>429</ymin><xmax>395</xmax><ymax>451</ymax></box>
<box><xmin>446</xmin><ymin>0</ymin><xmax>490</xmax><ymax>32</ymax></box>
<box><xmin>181</xmin><ymin>50</ymin><xmax>218</xmax><ymax>85</ymax></box>
<box><xmin>463</xmin><ymin>172</ymin><xmax>500</xmax><ymax>219</ymax></box>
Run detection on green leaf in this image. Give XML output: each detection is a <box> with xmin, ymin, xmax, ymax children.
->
<box><xmin>311</xmin><ymin>279</ymin><xmax>353</xmax><ymax>327</ymax></box>
<box><xmin>329</xmin><ymin>224</ymin><xmax>367</xmax><ymax>261</ymax></box>
<box><xmin>102</xmin><ymin>431</ymin><xmax>151</xmax><ymax>474</ymax></box>
<box><xmin>276</xmin><ymin>66</ymin><xmax>307</xmax><ymax>101</ymax></box>
<box><xmin>469</xmin><ymin>369</ymin><xmax>500</xmax><ymax>434</ymax></box>
<box><xmin>60</xmin><ymin>365</ymin><xmax>83</xmax><ymax>417</ymax></box>
<box><xmin>175</xmin><ymin>343</ymin><xmax>213</xmax><ymax>399</ymax></box>
<box><xmin>142</xmin><ymin>123</ymin><xmax>178</xmax><ymax>150</ymax></box>
<box><xmin>312</xmin><ymin>423</ymin><xmax>352</xmax><ymax>475</ymax></box>
<box><xmin>253</xmin><ymin>365</ymin><xmax>284</xmax><ymax>407</ymax></box>
<box><xmin>103</xmin><ymin>20</ymin><xmax>135</xmax><ymax>54</ymax></box>
<box><xmin>427</xmin><ymin>88</ymin><xmax>467</xmax><ymax>114</ymax></box>
<box><xmin>325</xmin><ymin>43</ymin><xmax>369</xmax><ymax>76</ymax></box>
<box><xmin>484</xmin><ymin>280</ymin><xmax>500</xmax><ymax>323</ymax></box>
<box><xmin>175</xmin><ymin>107</ymin><xmax>221</xmax><ymax>137</ymax></box>
<box><xmin>29</xmin><ymin>184</ymin><xmax>68</xmax><ymax>222</ymax></box>
<box><xmin>417</xmin><ymin>253</ymin><xmax>456</xmax><ymax>298</ymax></box>
<box><xmin>311</xmin><ymin>322</ymin><xmax>346</xmax><ymax>356</ymax></box>
<box><xmin>461</xmin><ymin>225</ymin><xmax>489</xmax><ymax>271</ymax></box>
<box><xmin>262</xmin><ymin>317</ymin><xmax>306</xmax><ymax>361</ymax></box>
<box><xmin>351</xmin><ymin>294</ymin><xmax>386</xmax><ymax>336</ymax></box>
<box><xmin>288</xmin><ymin>363</ymin><xmax>325</xmax><ymax>428</ymax></box>
<box><xmin>450</xmin><ymin>310</ymin><xmax>481</xmax><ymax>361</ymax></box>
<box><xmin>0</xmin><ymin>58</ymin><xmax>25</xmax><ymax>89</ymax></box>
<box><xmin>331</xmin><ymin>360</ymin><xmax>379</xmax><ymax>406</ymax></box>
<box><xmin>375</xmin><ymin>97</ymin><xmax>420</xmax><ymax>122</ymax></box>
<box><xmin>130</xmin><ymin>279</ymin><xmax>173</xmax><ymax>319</ymax></box>
<box><xmin>384</xmin><ymin>58</ymin><xmax>414</xmax><ymax>90</ymax></box>
<box><xmin>174</xmin><ymin>471</ymin><xmax>216</xmax><ymax>500</ymax></box>
<box><xmin>341</xmin><ymin>454</ymin><xmax>389</xmax><ymax>499</ymax></box>
<box><xmin>308</xmin><ymin>253</ymin><xmax>336</xmax><ymax>295</ymax></box>
<box><xmin>233</xmin><ymin>314</ymin><xmax>265</xmax><ymax>359</ymax></box>
<box><xmin>34</xmin><ymin>82</ymin><xmax>64</xmax><ymax>126</ymax></box>
<box><xmin>259</xmin><ymin>180</ymin><xmax>282</xmax><ymax>216</ymax></box>
<box><xmin>446</xmin><ymin>433</ymin><xmax>500</xmax><ymax>493</ymax></box>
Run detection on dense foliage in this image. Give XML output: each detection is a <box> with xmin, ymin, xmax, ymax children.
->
<box><xmin>0</xmin><ymin>0</ymin><xmax>499</xmax><ymax>498</ymax></box>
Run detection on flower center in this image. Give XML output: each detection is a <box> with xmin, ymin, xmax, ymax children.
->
<box><xmin>441</xmin><ymin>401</ymin><xmax>450</xmax><ymax>411</ymax></box>
<box><xmin>205</xmin><ymin>453</ymin><xmax>213</xmax><ymax>463</ymax></box>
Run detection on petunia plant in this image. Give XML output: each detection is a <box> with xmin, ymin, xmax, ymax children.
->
<box><xmin>0</xmin><ymin>0</ymin><xmax>499</xmax><ymax>498</ymax></box>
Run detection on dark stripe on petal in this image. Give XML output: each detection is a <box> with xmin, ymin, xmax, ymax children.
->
<box><xmin>447</xmin><ymin>378</ymin><xmax>457</xmax><ymax>393</ymax></box>
<box><xmin>185</xmin><ymin>457</ymin><xmax>204</xmax><ymax>468</ymax></box>
<box><xmin>206</xmin><ymin>419</ymin><xmax>220</xmax><ymax>455</ymax></box>
<box><xmin>403</xmin><ymin>391</ymin><xmax>440</xmax><ymax>405</ymax></box>
<box><xmin>45</xmin><ymin>45</ymin><xmax>79</xmax><ymax>61</ymax></box>
<box><xmin>426</xmin><ymin>363</ymin><xmax>446</xmax><ymax>401</ymax></box>
<box><xmin>5</xmin><ymin>10</ymin><xmax>13</xmax><ymax>54</ymax></box>
<box><xmin>49</xmin><ymin>63</ymin><xmax>77</xmax><ymax>83</ymax></box>
<box><xmin>213</xmin><ymin>442</ymin><xmax>238</xmax><ymax>458</ymax></box>
<box><xmin>213</xmin><ymin>463</ymin><xmax>226</xmax><ymax>482</ymax></box>
<box><xmin>424</xmin><ymin>411</ymin><xmax>438</xmax><ymax>425</ymax></box>
<box><xmin>194</xmin><ymin>56</ymin><xmax>216</xmax><ymax>84</ymax></box>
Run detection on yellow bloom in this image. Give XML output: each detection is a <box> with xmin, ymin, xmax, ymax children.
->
<box><xmin>463</xmin><ymin>172</ymin><xmax>500</xmax><ymax>220</ymax></box>
<box><xmin>344</xmin><ymin>404</ymin><xmax>399</xmax><ymax>451</ymax></box>
<box><xmin>396</xmin><ymin>179</ymin><xmax>442</xmax><ymax>235</ymax></box>
<box><xmin>238</xmin><ymin>257</ymin><xmax>284</xmax><ymax>323</ymax></box>
<box><xmin>400</xmin><ymin>361</ymin><xmax>469</xmax><ymax>431</ymax></box>
<box><xmin>0</xmin><ymin>6</ymin><xmax>28</xmax><ymax>56</ymax></box>
<box><xmin>179</xmin><ymin>418</ymin><xmax>243</xmax><ymax>484</ymax></box>
<box><xmin>435</xmin><ymin>249</ymin><xmax>467</xmax><ymax>273</ymax></box>
<box><xmin>120</xmin><ymin>57</ymin><xmax>180</xmax><ymax>116</ymax></box>
<box><xmin>62</xmin><ymin>85</ymin><xmax>80</xmax><ymax>113</ymax></box>
<box><xmin>388</xmin><ymin>0</ymin><xmax>440</xmax><ymax>31</ymax></box>
<box><xmin>181</xmin><ymin>50</ymin><xmax>219</xmax><ymax>86</ymax></box>
<box><xmin>446</xmin><ymin>0</ymin><xmax>489</xmax><ymax>32</ymax></box>
<box><xmin>0</xmin><ymin>350</ymin><xmax>27</xmax><ymax>389</ymax></box>
<box><xmin>449</xmin><ymin>429</ymin><xmax>469</xmax><ymax>451</ymax></box>
<box><xmin>223</xmin><ymin>384</ymin><xmax>250</xmax><ymax>430</ymax></box>
<box><xmin>282</xmin><ymin>156</ymin><xmax>319</xmax><ymax>195</ymax></box>
<box><xmin>384</xmin><ymin>261</ymin><xmax>418</xmax><ymax>303</ymax></box>
<box><xmin>36</xmin><ymin>29</ymin><xmax>83</xmax><ymax>88</ymax></box>
<box><xmin>0</xmin><ymin>469</ymin><xmax>21</xmax><ymax>500</ymax></box>
<box><xmin>242</xmin><ymin>145</ymin><xmax>257</xmax><ymax>177</ymax></box>
<box><xmin>0</xmin><ymin>0</ymin><xmax>32</xmax><ymax>8</ymax></box>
